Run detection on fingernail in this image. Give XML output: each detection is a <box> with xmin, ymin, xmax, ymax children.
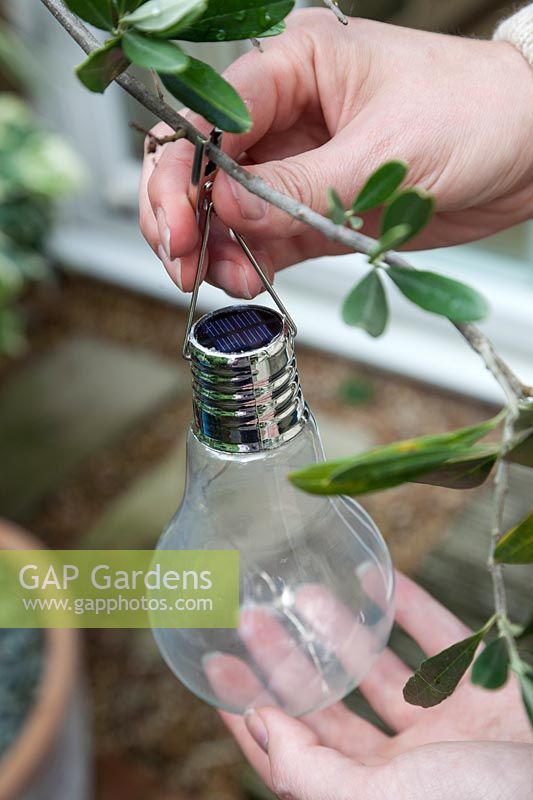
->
<box><xmin>211</xmin><ymin>261</ymin><xmax>253</xmax><ymax>299</ymax></box>
<box><xmin>228</xmin><ymin>176</ymin><xmax>267</xmax><ymax>221</ymax></box>
<box><xmin>245</xmin><ymin>711</ymin><xmax>268</xmax><ymax>753</ymax></box>
<box><xmin>156</xmin><ymin>207</ymin><xmax>171</xmax><ymax>259</ymax></box>
<box><xmin>157</xmin><ymin>245</ymin><xmax>183</xmax><ymax>290</ymax></box>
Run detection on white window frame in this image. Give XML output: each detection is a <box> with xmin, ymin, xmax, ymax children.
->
<box><xmin>10</xmin><ymin>0</ymin><xmax>533</xmax><ymax>404</ymax></box>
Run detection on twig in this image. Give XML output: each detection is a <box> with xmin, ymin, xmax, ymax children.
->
<box><xmin>150</xmin><ymin>69</ymin><xmax>164</xmax><ymax>102</ymax></box>
<box><xmin>129</xmin><ymin>121</ymin><xmax>186</xmax><ymax>153</ymax></box>
<box><xmin>487</xmin><ymin>406</ymin><xmax>524</xmax><ymax>671</ymax></box>
<box><xmin>322</xmin><ymin>0</ymin><xmax>349</xmax><ymax>25</ymax></box>
<box><xmin>39</xmin><ymin>0</ymin><xmax>531</xmax><ymax>404</ymax></box>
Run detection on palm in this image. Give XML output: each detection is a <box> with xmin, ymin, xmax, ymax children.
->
<box><xmin>219</xmin><ymin>574</ymin><xmax>532</xmax><ymax>798</ymax></box>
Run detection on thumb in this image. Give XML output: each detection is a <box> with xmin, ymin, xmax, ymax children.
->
<box><xmin>247</xmin><ymin>707</ymin><xmax>373</xmax><ymax>800</ymax></box>
<box><xmin>212</xmin><ymin>137</ymin><xmax>367</xmax><ymax>242</ymax></box>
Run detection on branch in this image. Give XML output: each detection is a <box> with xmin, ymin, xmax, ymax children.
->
<box><xmin>39</xmin><ymin>0</ymin><xmax>531</xmax><ymax>404</ymax></box>
<box><xmin>488</xmin><ymin>406</ymin><xmax>523</xmax><ymax>671</ymax></box>
<box><xmin>322</xmin><ymin>1</ymin><xmax>349</xmax><ymax>25</ymax></box>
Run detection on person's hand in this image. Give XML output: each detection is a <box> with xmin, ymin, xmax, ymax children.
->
<box><xmin>219</xmin><ymin>573</ymin><xmax>533</xmax><ymax>800</ymax></box>
<box><xmin>139</xmin><ymin>9</ymin><xmax>533</xmax><ymax>298</ymax></box>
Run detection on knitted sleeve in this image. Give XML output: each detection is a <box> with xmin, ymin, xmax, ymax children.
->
<box><xmin>494</xmin><ymin>3</ymin><xmax>533</xmax><ymax>67</ymax></box>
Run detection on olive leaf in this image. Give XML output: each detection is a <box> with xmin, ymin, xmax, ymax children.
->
<box><xmin>259</xmin><ymin>21</ymin><xmax>286</xmax><ymax>36</ymax></box>
<box><xmin>161</xmin><ymin>58</ymin><xmax>251</xmax><ymax>133</ymax></box>
<box><xmin>342</xmin><ymin>270</ymin><xmax>389</xmax><ymax>338</ymax></box>
<box><xmin>289</xmin><ymin>413</ymin><xmax>503</xmax><ymax>496</ymax></box>
<box><xmin>327</xmin><ymin>187</ymin><xmax>346</xmax><ymax>225</ymax></box>
<box><xmin>352</xmin><ymin>161</ymin><xmax>407</xmax><ymax>214</ymax></box>
<box><xmin>122</xmin><ymin>0</ymin><xmax>207</xmax><ymax>35</ymax></box>
<box><xmin>471</xmin><ymin>638</ymin><xmax>509</xmax><ymax>690</ymax></box>
<box><xmin>381</xmin><ymin>188</ymin><xmax>433</xmax><ymax>245</ymax></box>
<box><xmin>517</xmin><ymin>611</ymin><xmax>533</xmax><ymax>641</ymax></box>
<box><xmin>507</xmin><ymin>431</ymin><xmax>533</xmax><ymax>469</ymax></box>
<box><xmin>65</xmin><ymin>0</ymin><xmax>116</xmax><ymax>30</ymax></box>
<box><xmin>515</xmin><ymin>662</ymin><xmax>533</xmax><ymax>727</ymax></box>
<box><xmin>117</xmin><ymin>0</ymin><xmax>144</xmax><ymax>14</ymax></box>
<box><xmin>386</xmin><ymin>266</ymin><xmax>489</xmax><ymax>323</ymax></box>
<box><xmin>414</xmin><ymin>443</ymin><xmax>497</xmax><ymax>490</ymax></box>
<box><xmin>370</xmin><ymin>224</ymin><xmax>411</xmax><ymax>262</ymax></box>
<box><xmin>494</xmin><ymin>511</ymin><xmax>533</xmax><ymax>565</ymax></box>
<box><xmin>178</xmin><ymin>0</ymin><xmax>295</xmax><ymax>42</ymax></box>
<box><xmin>515</xmin><ymin>401</ymin><xmax>533</xmax><ymax>433</ymax></box>
<box><xmin>509</xmin><ymin>403</ymin><xmax>533</xmax><ymax>468</ymax></box>
<box><xmin>403</xmin><ymin>626</ymin><xmax>491</xmax><ymax>708</ymax></box>
<box><xmin>76</xmin><ymin>40</ymin><xmax>130</xmax><ymax>93</ymax></box>
<box><xmin>122</xmin><ymin>32</ymin><xmax>189</xmax><ymax>73</ymax></box>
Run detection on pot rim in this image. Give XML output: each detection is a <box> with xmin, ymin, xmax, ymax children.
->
<box><xmin>0</xmin><ymin>520</ymin><xmax>79</xmax><ymax>800</ymax></box>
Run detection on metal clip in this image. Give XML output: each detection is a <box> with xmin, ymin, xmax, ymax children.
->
<box><xmin>182</xmin><ymin>129</ymin><xmax>297</xmax><ymax>359</ymax></box>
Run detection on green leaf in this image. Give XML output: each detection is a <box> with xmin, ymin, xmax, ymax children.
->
<box><xmin>517</xmin><ymin>611</ymin><xmax>533</xmax><ymax>641</ymax></box>
<box><xmin>370</xmin><ymin>224</ymin><xmax>411</xmax><ymax>262</ymax></box>
<box><xmin>122</xmin><ymin>32</ymin><xmax>189</xmax><ymax>73</ymax></box>
<box><xmin>342</xmin><ymin>270</ymin><xmax>388</xmax><ymax>338</ymax></box>
<box><xmin>290</xmin><ymin>444</ymin><xmax>480</xmax><ymax>496</ymax></box>
<box><xmin>471</xmin><ymin>638</ymin><xmax>509</xmax><ymax>690</ymax></box>
<box><xmin>414</xmin><ymin>443</ymin><xmax>497</xmax><ymax>490</ymax></box>
<box><xmin>327</xmin><ymin>187</ymin><xmax>346</xmax><ymax>225</ymax></box>
<box><xmin>161</xmin><ymin>58</ymin><xmax>251</xmax><ymax>133</ymax></box>
<box><xmin>75</xmin><ymin>41</ymin><xmax>130</xmax><ymax>93</ymax></box>
<box><xmin>338</xmin><ymin>377</ymin><xmax>374</xmax><ymax>406</ymax></box>
<box><xmin>117</xmin><ymin>0</ymin><xmax>144</xmax><ymax>13</ymax></box>
<box><xmin>352</xmin><ymin>161</ymin><xmax>407</xmax><ymax>214</ymax></box>
<box><xmin>381</xmin><ymin>188</ymin><xmax>434</xmax><ymax>245</ymax></box>
<box><xmin>289</xmin><ymin>413</ymin><xmax>503</xmax><ymax>496</ymax></box>
<box><xmin>65</xmin><ymin>0</ymin><xmax>115</xmax><ymax>30</ymax></box>
<box><xmin>515</xmin><ymin>401</ymin><xmax>533</xmax><ymax>434</ymax></box>
<box><xmin>122</xmin><ymin>0</ymin><xmax>207</xmax><ymax>34</ymax></box>
<box><xmin>178</xmin><ymin>0</ymin><xmax>294</xmax><ymax>42</ymax></box>
<box><xmin>403</xmin><ymin>629</ymin><xmax>487</xmax><ymax>708</ymax></box>
<box><xmin>506</xmin><ymin>431</ymin><xmax>533</xmax><ymax>468</ymax></box>
<box><xmin>494</xmin><ymin>512</ymin><xmax>533</xmax><ymax>564</ymax></box>
<box><xmin>386</xmin><ymin>266</ymin><xmax>489</xmax><ymax>323</ymax></box>
<box><xmin>516</xmin><ymin>664</ymin><xmax>533</xmax><ymax>728</ymax></box>
<box><xmin>259</xmin><ymin>20</ymin><xmax>286</xmax><ymax>37</ymax></box>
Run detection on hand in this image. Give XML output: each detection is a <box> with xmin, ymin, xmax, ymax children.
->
<box><xmin>219</xmin><ymin>574</ymin><xmax>533</xmax><ymax>800</ymax></box>
<box><xmin>139</xmin><ymin>9</ymin><xmax>533</xmax><ymax>299</ymax></box>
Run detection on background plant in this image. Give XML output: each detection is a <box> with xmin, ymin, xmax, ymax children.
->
<box><xmin>0</xmin><ymin>22</ymin><xmax>83</xmax><ymax>355</ymax></box>
<box><xmin>39</xmin><ymin>0</ymin><xmax>533</xmax><ymax>727</ymax></box>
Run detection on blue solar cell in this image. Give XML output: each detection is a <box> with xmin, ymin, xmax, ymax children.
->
<box><xmin>195</xmin><ymin>306</ymin><xmax>282</xmax><ymax>353</ymax></box>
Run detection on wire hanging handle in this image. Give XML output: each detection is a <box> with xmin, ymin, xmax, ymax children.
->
<box><xmin>182</xmin><ymin>129</ymin><xmax>297</xmax><ymax>360</ymax></box>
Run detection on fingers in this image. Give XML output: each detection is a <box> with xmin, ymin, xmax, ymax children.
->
<box><xmin>302</xmin><ymin>702</ymin><xmax>388</xmax><ymax>761</ymax></box>
<box><xmin>239</xmin><ymin>606</ymin><xmax>328</xmax><ymax>716</ymax></box>
<box><xmin>204</xmin><ymin>219</ymin><xmax>276</xmax><ymax>299</ymax></box>
<box><xmin>142</xmin><ymin>22</ymin><xmax>317</xmax><ymax>258</ymax></box>
<box><xmin>203</xmin><ymin>651</ymin><xmax>274</xmax><ymax>712</ymax></box>
<box><xmin>219</xmin><ymin>710</ymin><xmax>271</xmax><ymax>784</ymax></box>
<box><xmin>212</xmin><ymin>134</ymin><xmax>359</xmax><ymax>241</ymax></box>
<box><xmin>394</xmin><ymin>572</ymin><xmax>472</xmax><ymax>656</ymax></box>
<box><xmin>358</xmin><ymin>647</ymin><xmax>420</xmax><ymax>732</ymax></box>
<box><xmin>246</xmin><ymin>707</ymin><xmax>379</xmax><ymax>800</ymax></box>
<box><xmin>358</xmin><ymin>573</ymin><xmax>472</xmax><ymax>731</ymax></box>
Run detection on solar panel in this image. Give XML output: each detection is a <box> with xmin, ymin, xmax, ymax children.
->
<box><xmin>194</xmin><ymin>306</ymin><xmax>282</xmax><ymax>354</ymax></box>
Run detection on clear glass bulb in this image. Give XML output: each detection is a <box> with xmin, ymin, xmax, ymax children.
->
<box><xmin>153</xmin><ymin>305</ymin><xmax>395</xmax><ymax>717</ymax></box>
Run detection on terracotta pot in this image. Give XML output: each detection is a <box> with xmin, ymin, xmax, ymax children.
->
<box><xmin>0</xmin><ymin>520</ymin><xmax>89</xmax><ymax>800</ymax></box>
